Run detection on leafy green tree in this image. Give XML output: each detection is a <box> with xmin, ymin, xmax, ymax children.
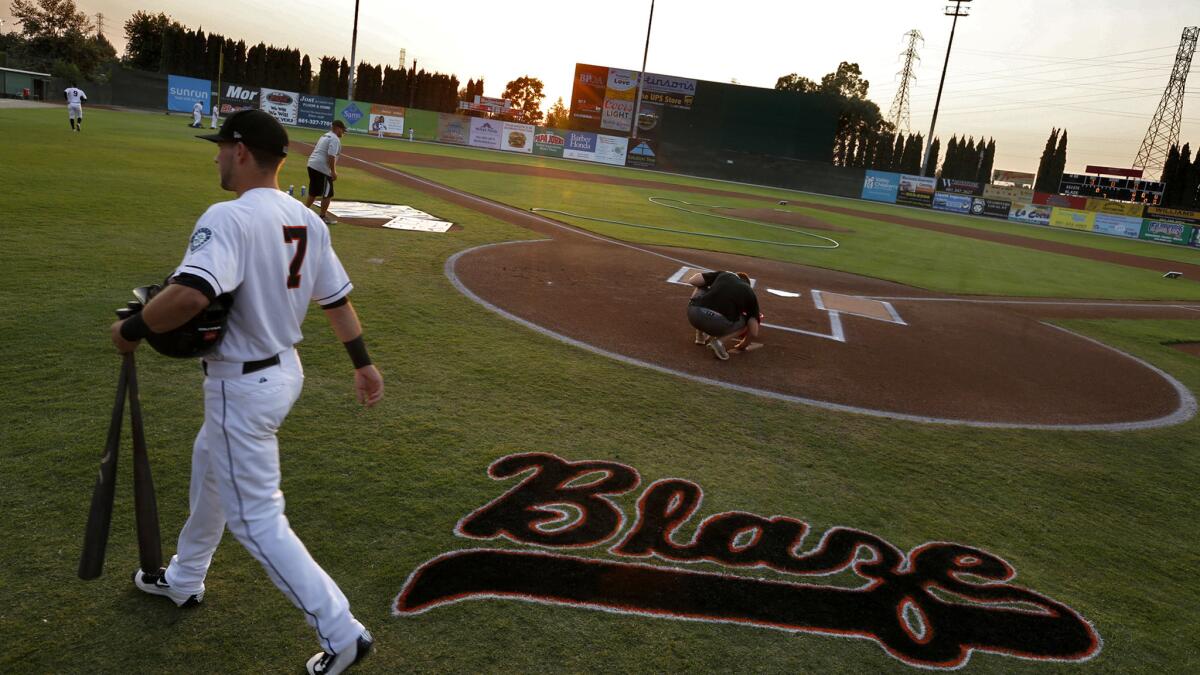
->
<box><xmin>544</xmin><ymin>96</ymin><xmax>568</xmax><ymax>128</ymax></box>
<box><xmin>774</xmin><ymin>72</ymin><xmax>817</xmax><ymax>93</ymax></box>
<box><xmin>501</xmin><ymin>75</ymin><xmax>545</xmax><ymax>123</ymax></box>
<box><xmin>10</xmin><ymin>0</ymin><xmax>114</xmax><ymax>78</ymax></box>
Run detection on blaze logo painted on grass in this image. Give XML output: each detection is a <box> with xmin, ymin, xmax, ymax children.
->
<box><xmin>394</xmin><ymin>453</ymin><xmax>1101</xmax><ymax>669</ymax></box>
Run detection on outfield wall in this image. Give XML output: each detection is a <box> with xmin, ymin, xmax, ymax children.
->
<box><xmin>860</xmin><ymin>171</ymin><xmax>1200</xmax><ymax>248</ymax></box>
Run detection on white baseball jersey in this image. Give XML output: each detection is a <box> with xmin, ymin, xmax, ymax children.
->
<box><xmin>64</xmin><ymin>87</ymin><xmax>87</xmax><ymax>105</ymax></box>
<box><xmin>192</xmin><ymin>102</ymin><xmax>203</xmax><ymax>118</ymax></box>
<box><xmin>306</xmin><ymin>131</ymin><xmax>341</xmax><ymax>176</ymax></box>
<box><xmin>173</xmin><ymin>187</ymin><xmax>352</xmax><ymax>362</ymax></box>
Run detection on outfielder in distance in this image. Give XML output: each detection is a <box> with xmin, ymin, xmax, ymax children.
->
<box><xmin>109</xmin><ymin>109</ymin><xmax>383</xmax><ymax>675</ymax></box>
<box><xmin>64</xmin><ymin>84</ymin><xmax>86</xmax><ymax>132</ymax></box>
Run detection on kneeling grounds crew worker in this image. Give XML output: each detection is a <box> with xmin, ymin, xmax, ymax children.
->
<box><xmin>686</xmin><ymin>270</ymin><xmax>762</xmax><ymax>360</ymax></box>
<box><xmin>111</xmin><ymin>109</ymin><xmax>382</xmax><ymax>675</ymax></box>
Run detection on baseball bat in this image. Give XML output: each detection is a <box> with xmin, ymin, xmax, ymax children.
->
<box><xmin>78</xmin><ymin>355</ymin><xmax>129</xmax><ymax>580</ymax></box>
<box><xmin>125</xmin><ymin>352</ymin><xmax>164</xmax><ymax>574</ymax></box>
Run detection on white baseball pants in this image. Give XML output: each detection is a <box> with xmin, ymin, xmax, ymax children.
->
<box><xmin>163</xmin><ymin>348</ymin><xmax>365</xmax><ymax>654</ymax></box>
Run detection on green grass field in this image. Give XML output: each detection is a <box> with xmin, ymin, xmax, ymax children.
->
<box><xmin>1</xmin><ymin>105</ymin><xmax>1199</xmax><ymax>673</ymax></box>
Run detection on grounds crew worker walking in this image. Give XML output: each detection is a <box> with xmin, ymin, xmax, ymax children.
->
<box><xmin>306</xmin><ymin>119</ymin><xmax>345</xmax><ymax>224</ymax></box>
<box><xmin>110</xmin><ymin>109</ymin><xmax>383</xmax><ymax>675</ymax></box>
<box><xmin>64</xmin><ymin>84</ymin><xmax>86</xmax><ymax>131</ymax></box>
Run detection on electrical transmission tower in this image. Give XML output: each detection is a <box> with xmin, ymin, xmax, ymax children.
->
<box><xmin>95</xmin><ymin>12</ymin><xmax>104</xmax><ymax>36</ymax></box>
<box><xmin>1133</xmin><ymin>26</ymin><xmax>1198</xmax><ymax>178</ymax></box>
<box><xmin>887</xmin><ymin>30</ymin><xmax>923</xmax><ymax>134</ymax></box>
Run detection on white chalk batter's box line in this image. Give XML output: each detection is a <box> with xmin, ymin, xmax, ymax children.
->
<box><xmin>666</xmin><ymin>267</ymin><xmax>907</xmax><ymax>344</ymax></box>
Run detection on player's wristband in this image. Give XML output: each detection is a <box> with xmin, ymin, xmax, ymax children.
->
<box><xmin>344</xmin><ymin>335</ymin><xmax>372</xmax><ymax>369</ymax></box>
<box><xmin>120</xmin><ymin>313</ymin><xmax>151</xmax><ymax>341</ymax></box>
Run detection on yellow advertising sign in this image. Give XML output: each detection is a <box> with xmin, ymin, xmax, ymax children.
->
<box><xmin>1084</xmin><ymin>198</ymin><xmax>1143</xmax><ymax>217</ymax></box>
<box><xmin>1049</xmin><ymin>207</ymin><xmax>1096</xmax><ymax>231</ymax></box>
<box><xmin>983</xmin><ymin>185</ymin><xmax>1034</xmax><ymax>202</ymax></box>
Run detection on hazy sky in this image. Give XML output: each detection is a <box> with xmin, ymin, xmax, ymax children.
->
<box><xmin>4</xmin><ymin>0</ymin><xmax>1198</xmax><ymax>175</ymax></box>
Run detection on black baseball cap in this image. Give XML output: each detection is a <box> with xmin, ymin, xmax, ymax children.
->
<box><xmin>197</xmin><ymin>109</ymin><xmax>288</xmax><ymax>157</ymax></box>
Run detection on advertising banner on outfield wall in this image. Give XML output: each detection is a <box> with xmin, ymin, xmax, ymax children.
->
<box><xmin>533</xmin><ymin>128</ymin><xmax>566</xmax><ymax>158</ymax></box>
<box><xmin>570</xmin><ymin>64</ymin><xmax>607</xmax><ymax>126</ymax></box>
<box><xmin>436</xmin><ymin>113</ymin><xmax>470</xmax><ymax>145</ymax></box>
<box><xmin>501</xmin><ymin>121</ymin><xmax>535</xmax><ymax>153</ymax></box>
<box><xmin>605</xmin><ymin>68</ymin><xmax>638</xmax><ymax>101</ymax></box>
<box><xmin>297</xmin><ymin>94</ymin><xmax>335</xmax><ymax>129</ymax></box>
<box><xmin>259</xmin><ymin>88</ymin><xmax>299</xmax><ymax>126</ymax></box>
<box><xmin>1049</xmin><ymin>207</ymin><xmax>1096</xmax><ymax>231</ymax></box>
<box><xmin>991</xmin><ymin>169</ymin><xmax>1036</xmax><ymax>186</ymax></box>
<box><xmin>220</xmin><ymin>83</ymin><xmax>260</xmax><ymax>115</ymax></box>
<box><xmin>601</xmin><ymin>98</ymin><xmax>635</xmax><ymax>132</ymax></box>
<box><xmin>1144</xmin><ymin>206</ymin><xmax>1200</xmax><ymax>226</ymax></box>
<box><xmin>167</xmin><ymin>74</ymin><xmax>211</xmax><ymax>113</ymax></box>
<box><xmin>1092</xmin><ymin>214</ymin><xmax>1143</xmax><ymax>239</ymax></box>
<box><xmin>1139</xmin><ymin>219</ymin><xmax>1194</xmax><ymax>245</ymax></box>
<box><xmin>626</xmin><ymin>138</ymin><xmax>658</xmax><ymax>168</ymax></box>
<box><xmin>933</xmin><ymin>192</ymin><xmax>973</xmax><ymax>213</ymax></box>
<box><xmin>563</xmin><ymin>131</ymin><xmax>598</xmax><ymax>161</ymax></box>
<box><xmin>862</xmin><ymin>171</ymin><xmax>901</xmax><ymax>203</ymax></box>
<box><xmin>896</xmin><ymin>174</ymin><xmax>936</xmax><ymax>208</ymax></box>
<box><xmin>1034</xmin><ymin>192</ymin><xmax>1087</xmax><ymax>209</ymax></box>
<box><xmin>594</xmin><ymin>134</ymin><xmax>629</xmax><ymax>166</ymax></box>
<box><xmin>368</xmin><ymin>104</ymin><xmax>406</xmax><ymax>138</ymax></box>
<box><xmin>468</xmin><ymin>117</ymin><xmax>503</xmax><ymax>149</ymax></box>
<box><xmin>334</xmin><ymin>99</ymin><xmax>370</xmax><ymax>133</ymax></box>
<box><xmin>937</xmin><ymin>178</ymin><xmax>983</xmax><ymax>196</ymax></box>
<box><xmin>1193</xmin><ymin>228</ymin><xmax>1200</xmax><ymax>247</ymax></box>
<box><xmin>1084</xmin><ymin>198</ymin><xmax>1143</xmax><ymax>217</ymax></box>
<box><xmin>642</xmin><ymin>72</ymin><xmax>696</xmax><ymax>109</ymax></box>
<box><xmin>971</xmin><ymin>197</ymin><xmax>1012</xmax><ymax>219</ymax></box>
<box><xmin>1009</xmin><ymin>203</ymin><xmax>1052</xmax><ymax>226</ymax></box>
<box><xmin>983</xmin><ymin>184</ymin><xmax>1034</xmax><ymax>203</ymax></box>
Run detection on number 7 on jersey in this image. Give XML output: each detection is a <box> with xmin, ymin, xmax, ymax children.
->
<box><xmin>283</xmin><ymin>226</ymin><xmax>307</xmax><ymax>289</ymax></box>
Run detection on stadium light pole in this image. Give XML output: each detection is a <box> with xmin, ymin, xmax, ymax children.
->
<box><xmin>922</xmin><ymin>0</ymin><xmax>972</xmax><ymax>176</ymax></box>
<box><xmin>631</xmin><ymin>0</ymin><xmax>656</xmax><ymax>140</ymax></box>
<box><xmin>348</xmin><ymin>0</ymin><xmax>361</xmax><ymax>100</ymax></box>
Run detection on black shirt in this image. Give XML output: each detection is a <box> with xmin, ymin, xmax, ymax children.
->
<box><xmin>693</xmin><ymin>271</ymin><xmax>760</xmax><ymax>323</ymax></box>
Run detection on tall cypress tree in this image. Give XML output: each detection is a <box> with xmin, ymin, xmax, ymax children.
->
<box><xmin>1050</xmin><ymin>130</ymin><xmax>1069</xmax><ymax>193</ymax></box>
<box><xmin>1034</xmin><ymin>128</ymin><xmax>1060</xmax><ymax>192</ymax></box>
<box><xmin>1177</xmin><ymin>144</ymin><xmax>1194</xmax><ymax>208</ymax></box>
<box><xmin>1160</xmin><ymin>144</ymin><xmax>1180</xmax><ymax>205</ymax></box>
<box><xmin>925</xmin><ymin>137</ymin><xmax>940</xmax><ymax>178</ymax></box>
<box><xmin>978</xmin><ymin>138</ymin><xmax>996</xmax><ymax>184</ymax></box>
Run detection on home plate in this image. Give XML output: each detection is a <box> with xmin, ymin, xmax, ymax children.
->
<box><xmin>381</xmin><ymin>216</ymin><xmax>453</xmax><ymax>232</ymax></box>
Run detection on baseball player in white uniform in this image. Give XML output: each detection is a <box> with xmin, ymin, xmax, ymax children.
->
<box><xmin>64</xmin><ymin>85</ymin><xmax>86</xmax><ymax>131</ymax></box>
<box><xmin>305</xmin><ymin>120</ymin><xmax>345</xmax><ymax>224</ymax></box>
<box><xmin>191</xmin><ymin>100</ymin><xmax>204</xmax><ymax>128</ymax></box>
<box><xmin>111</xmin><ymin>109</ymin><xmax>383</xmax><ymax>675</ymax></box>
<box><xmin>210</xmin><ymin>102</ymin><xmax>219</xmax><ymax>129</ymax></box>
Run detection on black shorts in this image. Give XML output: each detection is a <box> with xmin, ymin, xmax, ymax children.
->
<box><xmin>307</xmin><ymin>167</ymin><xmax>334</xmax><ymax>199</ymax></box>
